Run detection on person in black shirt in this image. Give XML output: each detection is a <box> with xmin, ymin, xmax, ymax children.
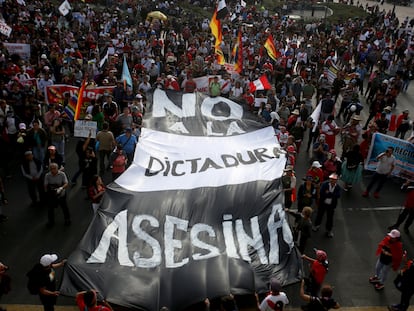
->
<box><xmin>389</xmin><ymin>258</ymin><xmax>414</xmax><ymax>311</ymax></box>
<box><xmin>375</xmin><ymin>112</ymin><xmax>390</xmax><ymax>134</ymax></box>
<box><xmin>299</xmin><ymin>279</ymin><xmax>340</xmax><ymax>311</ymax></box>
<box><xmin>340</xmin><ymin>144</ymin><xmax>364</xmax><ymax>191</ymax></box>
<box><xmin>26</xmin><ymin>254</ymin><xmax>66</xmax><ymax>311</ymax></box>
<box><xmin>286</xmin><ymin>206</ymin><xmax>313</xmax><ymax>253</ymax></box>
<box><xmin>71</xmin><ymin>134</ymin><xmax>96</xmax><ymax>187</ymax></box>
<box><xmin>319</xmin><ymin>93</ymin><xmax>335</xmax><ymax>123</ymax></box>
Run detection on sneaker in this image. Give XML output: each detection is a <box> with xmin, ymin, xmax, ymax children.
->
<box><xmin>0</xmin><ymin>215</ymin><xmax>8</xmax><ymax>222</ymax></box>
<box><xmin>312</xmin><ymin>225</ymin><xmax>320</xmax><ymax>232</ymax></box>
<box><xmin>369</xmin><ymin>276</ymin><xmax>379</xmax><ymax>284</ymax></box>
<box><xmin>326</xmin><ymin>231</ymin><xmax>334</xmax><ymax>238</ymax></box>
<box><xmin>389</xmin><ymin>304</ymin><xmax>400</xmax><ymax>311</ymax></box>
<box><xmin>374</xmin><ymin>192</ymin><xmax>380</xmax><ymax>199</ymax></box>
<box><xmin>375</xmin><ymin>283</ymin><xmax>385</xmax><ymax>290</ymax></box>
<box><xmin>362</xmin><ymin>191</ymin><xmax>369</xmax><ymax>197</ymax></box>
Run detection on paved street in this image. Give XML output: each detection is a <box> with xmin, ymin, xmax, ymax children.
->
<box><xmin>1</xmin><ymin>3</ymin><xmax>414</xmax><ymax>310</ymax></box>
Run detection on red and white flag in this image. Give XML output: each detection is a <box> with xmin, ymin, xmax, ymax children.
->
<box><xmin>249</xmin><ymin>75</ymin><xmax>271</xmax><ymax>92</ymax></box>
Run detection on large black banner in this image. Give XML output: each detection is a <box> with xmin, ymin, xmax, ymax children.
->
<box><xmin>60</xmin><ymin>89</ymin><xmax>302</xmax><ymax>310</ymax></box>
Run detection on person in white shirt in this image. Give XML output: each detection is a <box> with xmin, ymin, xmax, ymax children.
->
<box><xmin>259</xmin><ymin>278</ymin><xmax>289</xmax><ymax>311</ymax></box>
<box><xmin>362</xmin><ymin>146</ymin><xmax>396</xmax><ymax>199</ymax></box>
<box><xmin>37</xmin><ymin>72</ymin><xmax>54</xmax><ymax>96</ymax></box>
<box><xmin>230</xmin><ymin>81</ymin><xmax>244</xmax><ymax>100</ymax></box>
<box><xmin>220</xmin><ymin>75</ymin><xmax>232</xmax><ymax>98</ymax></box>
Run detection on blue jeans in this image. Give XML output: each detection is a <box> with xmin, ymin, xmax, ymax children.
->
<box><xmin>375</xmin><ymin>258</ymin><xmax>391</xmax><ymax>284</ymax></box>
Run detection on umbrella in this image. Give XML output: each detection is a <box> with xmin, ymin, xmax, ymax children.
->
<box><xmin>147</xmin><ymin>11</ymin><xmax>168</xmax><ymax>21</ymax></box>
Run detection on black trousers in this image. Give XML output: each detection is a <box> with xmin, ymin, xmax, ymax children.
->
<box><xmin>393</xmin><ymin>208</ymin><xmax>414</xmax><ymax>230</ymax></box>
<box><xmin>399</xmin><ymin>289</ymin><xmax>414</xmax><ymax>311</ymax></box>
<box><xmin>47</xmin><ymin>194</ymin><xmax>70</xmax><ymax>224</ymax></box>
<box><xmin>26</xmin><ymin>179</ymin><xmax>44</xmax><ymax>203</ymax></box>
<box><xmin>315</xmin><ymin>203</ymin><xmax>335</xmax><ymax>231</ymax></box>
<box><xmin>40</xmin><ymin>294</ymin><xmax>57</xmax><ymax>311</ymax></box>
<box><xmin>366</xmin><ymin>172</ymin><xmax>388</xmax><ymax>193</ymax></box>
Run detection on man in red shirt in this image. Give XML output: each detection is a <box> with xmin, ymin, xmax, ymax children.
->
<box><xmin>184</xmin><ymin>74</ymin><xmax>197</xmax><ymax>93</ymax></box>
<box><xmin>302</xmin><ymin>249</ymin><xmax>329</xmax><ymax>296</ymax></box>
<box><xmin>394</xmin><ymin>110</ymin><xmax>411</xmax><ymax>140</ymax></box>
<box><xmin>76</xmin><ymin>289</ymin><xmax>113</xmax><ymax>311</ymax></box>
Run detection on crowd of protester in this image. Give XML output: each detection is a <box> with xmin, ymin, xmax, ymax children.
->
<box><xmin>1</xmin><ymin>0</ymin><xmax>414</xmax><ymax>310</ymax></box>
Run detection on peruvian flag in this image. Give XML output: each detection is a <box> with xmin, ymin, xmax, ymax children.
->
<box><xmin>249</xmin><ymin>75</ymin><xmax>272</xmax><ymax>92</ymax></box>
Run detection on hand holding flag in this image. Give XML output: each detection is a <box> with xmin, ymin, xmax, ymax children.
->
<box><xmin>264</xmin><ymin>34</ymin><xmax>280</xmax><ymax>61</ymax></box>
<box><xmin>249</xmin><ymin>75</ymin><xmax>272</xmax><ymax>92</ymax></box>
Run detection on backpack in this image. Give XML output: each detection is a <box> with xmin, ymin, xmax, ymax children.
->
<box><xmin>26</xmin><ymin>264</ymin><xmax>42</xmax><ymax>295</ymax></box>
<box><xmin>302</xmin><ymin>298</ymin><xmax>327</xmax><ymax>311</ymax></box>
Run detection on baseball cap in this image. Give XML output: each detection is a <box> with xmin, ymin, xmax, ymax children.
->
<box><xmin>19</xmin><ymin>123</ymin><xmax>26</xmax><ymax>130</ymax></box>
<box><xmin>329</xmin><ymin>173</ymin><xmax>338</xmax><ymax>180</ymax></box>
<box><xmin>125</xmin><ymin>128</ymin><xmax>132</xmax><ymax>132</ymax></box>
<box><xmin>24</xmin><ymin>150</ymin><xmax>33</xmax><ymax>156</ymax></box>
<box><xmin>388</xmin><ymin>229</ymin><xmax>400</xmax><ymax>239</ymax></box>
<box><xmin>284</xmin><ymin>165</ymin><xmax>294</xmax><ymax>172</ymax></box>
<box><xmin>48</xmin><ymin>145</ymin><xmax>56</xmax><ymax>150</ymax></box>
<box><xmin>315</xmin><ymin>249</ymin><xmax>327</xmax><ymax>261</ymax></box>
<box><xmin>40</xmin><ymin>254</ymin><xmax>58</xmax><ymax>267</ymax></box>
<box><xmin>312</xmin><ymin>161</ymin><xmax>322</xmax><ymax>168</ymax></box>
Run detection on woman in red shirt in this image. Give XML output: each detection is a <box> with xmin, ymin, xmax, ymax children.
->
<box><xmin>88</xmin><ymin>175</ymin><xmax>105</xmax><ymax>213</ymax></box>
<box><xmin>111</xmin><ymin>145</ymin><xmax>127</xmax><ymax>181</ymax></box>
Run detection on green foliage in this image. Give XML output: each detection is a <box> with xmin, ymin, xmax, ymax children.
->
<box><xmin>324</xmin><ymin>3</ymin><xmax>369</xmax><ymax>23</ymax></box>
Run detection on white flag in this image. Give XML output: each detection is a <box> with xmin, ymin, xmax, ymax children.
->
<box><xmin>240</xmin><ymin>0</ymin><xmax>246</xmax><ymax>7</ymax></box>
<box><xmin>99</xmin><ymin>48</ymin><xmax>109</xmax><ymax>68</ymax></box>
<box><xmin>59</xmin><ymin>0</ymin><xmax>72</xmax><ymax>16</ymax></box>
<box><xmin>16</xmin><ymin>0</ymin><xmax>26</xmax><ymax>6</ymax></box>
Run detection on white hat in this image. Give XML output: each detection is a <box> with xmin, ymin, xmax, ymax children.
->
<box><xmin>312</xmin><ymin>161</ymin><xmax>322</xmax><ymax>168</ymax></box>
<box><xmin>329</xmin><ymin>173</ymin><xmax>338</xmax><ymax>180</ymax></box>
<box><xmin>19</xmin><ymin>123</ymin><xmax>26</xmax><ymax>130</ymax></box>
<box><xmin>136</xmin><ymin>94</ymin><xmax>143</xmax><ymax>99</ymax></box>
<box><xmin>40</xmin><ymin>254</ymin><xmax>58</xmax><ymax>267</ymax></box>
<box><xmin>41</xmin><ymin>54</ymin><xmax>47</xmax><ymax>59</ymax></box>
<box><xmin>388</xmin><ymin>229</ymin><xmax>400</xmax><ymax>239</ymax></box>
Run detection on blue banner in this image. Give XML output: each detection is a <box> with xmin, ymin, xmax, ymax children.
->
<box><xmin>365</xmin><ymin>133</ymin><xmax>414</xmax><ymax>180</ymax></box>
